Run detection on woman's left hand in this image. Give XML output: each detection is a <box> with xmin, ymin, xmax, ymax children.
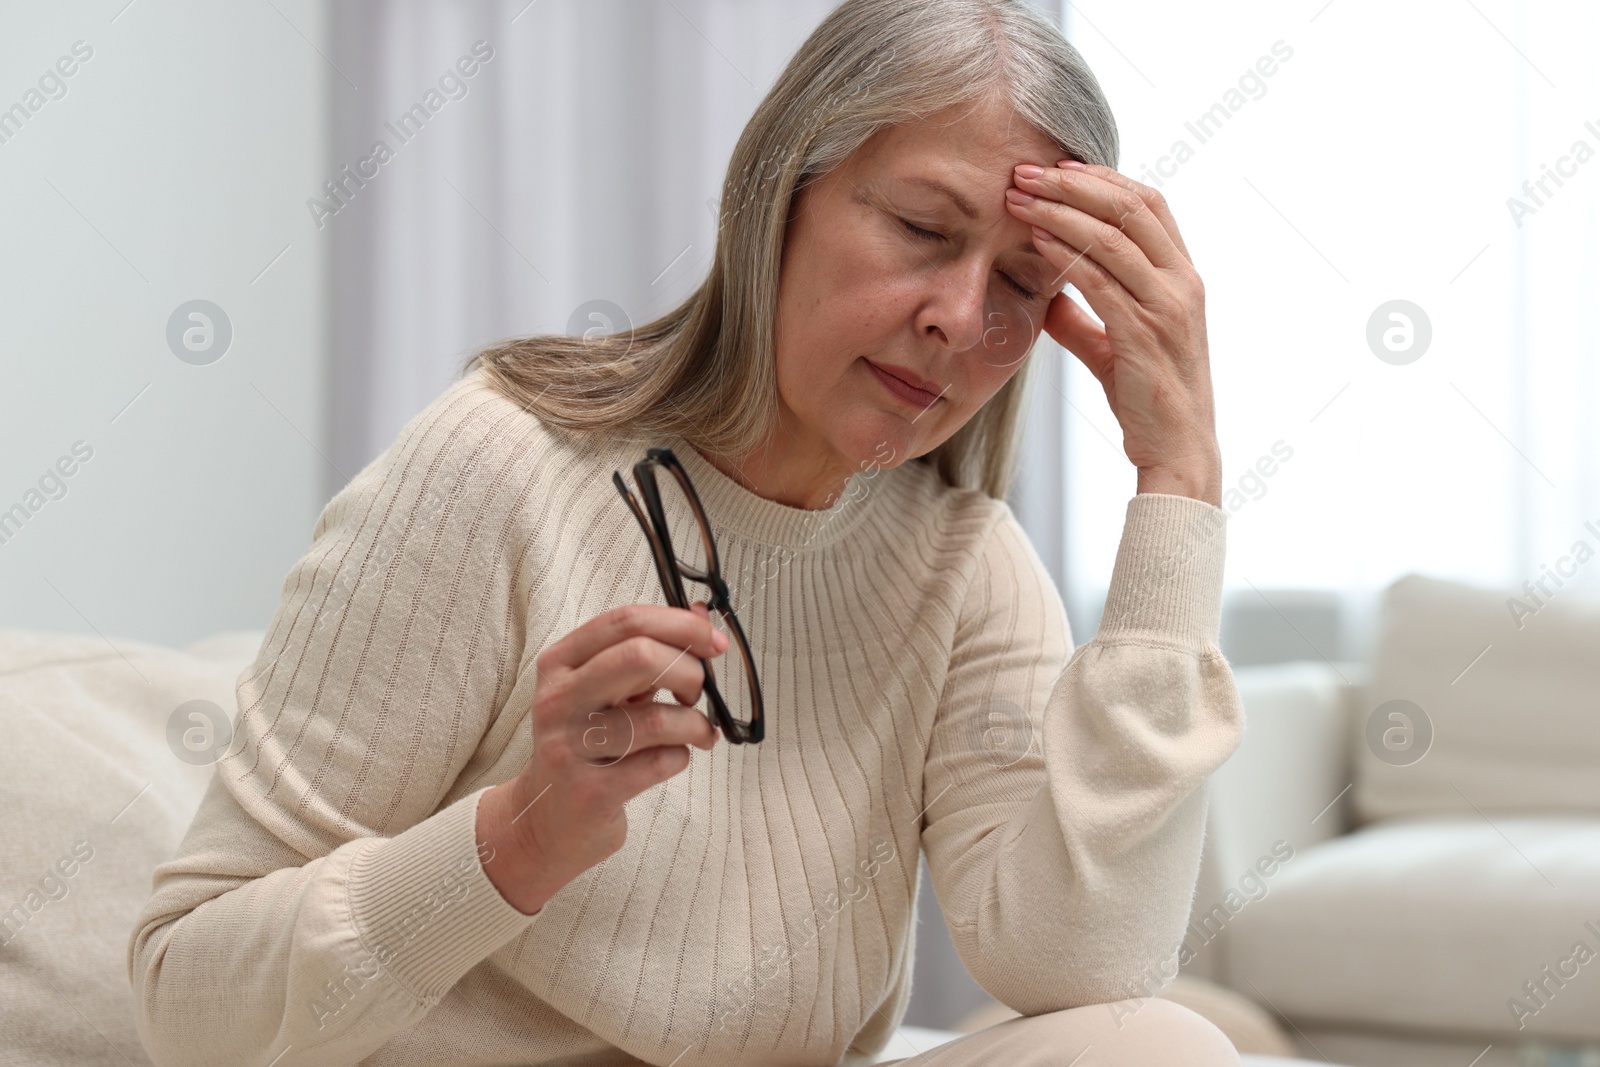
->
<box><xmin>1006</xmin><ymin>161</ymin><xmax>1222</xmax><ymax>507</ymax></box>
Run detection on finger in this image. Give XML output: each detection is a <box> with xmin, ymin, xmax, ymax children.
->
<box><xmin>538</xmin><ymin>603</ymin><xmax>722</xmax><ymax>676</ymax></box>
<box><xmin>628</xmin><ymin>696</ymin><xmax>718</xmax><ymax>752</ymax></box>
<box><xmin>1044</xmin><ymin>289</ymin><xmax>1114</xmax><ymax>383</ymax></box>
<box><xmin>568</xmin><ymin>632</ymin><xmax>721</xmax><ymax>720</ymax></box>
<box><xmin>1008</xmin><ymin>171</ymin><xmax>1173</xmax><ymax>304</ymax></box>
<box><xmin>1028</xmin><ymin>229</ymin><xmax>1138</xmax><ymax>332</ymax></box>
<box><xmin>595</xmin><ymin>738</ymin><xmax>696</xmax><ymax>807</ymax></box>
<box><xmin>566</xmin><ymin>699</ymin><xmax>716</xmax><ymax>769</ymax></box>
<box><xmin>1016</xmin><ymin>162</ymin><xmax>1183</xmax><ymax>272</ymax></box>
<box><xmin>1060</xmin><ymin>161</ymin><xmax>1192</xmax><ymax>265</ymax></box>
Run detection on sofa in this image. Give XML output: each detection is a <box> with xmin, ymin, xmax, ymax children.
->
<box><xmin>0</xmin><ymin>628</ymin><xmax>257</xmax><ymax>1064</ymax></box>
<box><xmin>0</xmin><ymin>623</ymin><xmax>1335</xmax><ymax>1065</ymax></box>
<box><xmin>1179</xmin><ymin>573</ymin><xmax>1600</xmax><ymax>1067</ymax></box>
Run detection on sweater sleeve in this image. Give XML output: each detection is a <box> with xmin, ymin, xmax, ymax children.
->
<box><xmin>920</xmin><ymin>492</ymin><xmax>1245</xmax><ymax>1015</ymax></box>
<box><xmin>128</xmin><ymin>386</ymin><xmax>548</xmax><ymax>1066</ymax></box>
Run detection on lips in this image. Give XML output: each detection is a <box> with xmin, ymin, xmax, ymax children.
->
<box><xmin>864</xmin><ymin>359</ymin><xmax>944</xmax><ymax>406</ymax></box>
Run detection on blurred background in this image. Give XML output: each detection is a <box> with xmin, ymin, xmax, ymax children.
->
<box><xmin>6</xmin><ymin>0</ymin><xmax>1597</xmax><ymax>654</ymax></box>
<box><xmin>3</xmin><ymin>1</ymin><xmax>1597</xmax><ymax>1064</ymax></box>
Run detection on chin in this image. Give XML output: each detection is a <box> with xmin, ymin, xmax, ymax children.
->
<box><xmin>836</xmin><ymin>415</ymin><xmax>916</xmax><ymax>472</ymax></box>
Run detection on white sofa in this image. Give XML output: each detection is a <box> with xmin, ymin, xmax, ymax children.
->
<box><xmin>0</xmin><ymin>628</ymin><xmax>258</xmax><ymax>1065</ymax></box>
<box><xmin>1186</xmin><ymin>574</ymin><xmax>1600</xmax><ymax>1067</ymax></box>
<box><xmin>1</xmin><ymin>625</ymin><xmax>1332</xmax><ymax>1066</ymax></box>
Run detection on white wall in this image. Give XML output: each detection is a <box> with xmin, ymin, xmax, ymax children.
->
<box><xmin>0</xmin><ymin>0</ymin><xmax>328</xmax><ymax>648</ymax></box>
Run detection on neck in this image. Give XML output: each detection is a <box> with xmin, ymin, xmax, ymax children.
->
<box><xmin>693</xmin><ymin>417</ymin><xmax>855</xmax><ymax>511</ymax></box>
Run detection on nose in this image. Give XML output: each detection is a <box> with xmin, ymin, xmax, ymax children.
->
<box><xmin>916</xmin><ymin>259</ymin><xmax>991</xmax><ymax>354</ymax></box>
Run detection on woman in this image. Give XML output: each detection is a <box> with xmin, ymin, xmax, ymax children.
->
<box><xmin>130</xmin><ymin>1</ymin><xmax>1244</xmax><ymax>1064</ymax></box>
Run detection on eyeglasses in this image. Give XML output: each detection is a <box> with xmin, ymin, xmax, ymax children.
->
<box><xmin>611</xmin><ymin>447</ymin><xmax>765</xmax><ymax>744</ymax></box>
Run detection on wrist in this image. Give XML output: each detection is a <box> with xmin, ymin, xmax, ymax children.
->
<box><xmin>1136</xmin><ymin>457</ymin><xmax>1222</xmax><ymax>508</ymax></box>
<box><xmin>476</xmin><ymin>780</ymin><xmax>563</xmax><ymax>916</ymax></box>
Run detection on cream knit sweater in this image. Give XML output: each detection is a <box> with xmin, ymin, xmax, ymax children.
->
<box><xmin>128</xmin><ymin>366</ymin><xmax>1244</xmax><ymax>1067</ymax></box>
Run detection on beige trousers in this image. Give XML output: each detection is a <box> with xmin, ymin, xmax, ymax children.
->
<box><xmin>876</xmin><ymin>998</ymin><xmax>1243</xmax><ymax>1066</ymax></box>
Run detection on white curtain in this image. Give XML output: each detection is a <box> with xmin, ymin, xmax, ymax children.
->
<box><xmin>329</xmin><ymin>0</ymin><xmax>840</xmax><ymax>491</ymax></box>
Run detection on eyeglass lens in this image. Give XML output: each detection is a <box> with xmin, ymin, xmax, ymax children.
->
<box><xmin>650</xmin><ymin>470</ymin><xmax>713</xmax><ymax>581</ymax></box>
<box><xmin>649</xmin><ymin>470</ymin><xmax>756</xmax><ymax>734</ymax></box>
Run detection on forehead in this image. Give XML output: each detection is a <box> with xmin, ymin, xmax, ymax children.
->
<box><xmin>849</xmin><ymin>97</ymin><xmax>1062</xmax><ymax>180</ymax></box>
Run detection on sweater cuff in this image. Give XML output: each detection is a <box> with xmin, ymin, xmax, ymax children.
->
<box><xmin>1097</xmin><ymin>492</ymin><xmax>1227</xmax><ymax>650</ymax></box>
<box><xmin>345</xmin><ymin>786</ymin><xmax>542</xmax><ymax>1003</ymax></box>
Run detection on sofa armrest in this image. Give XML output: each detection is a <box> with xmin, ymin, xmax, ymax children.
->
<box><xmin>1181</xmin><ymin>660</ymin><xmax>1362</xmax><ymax>982</ymax></box>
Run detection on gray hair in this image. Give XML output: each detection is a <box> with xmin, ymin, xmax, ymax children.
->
<box><xmin>466</xmin><ymin>0</ymin><xmax>1118</xmax><ymax>501</ymax></box>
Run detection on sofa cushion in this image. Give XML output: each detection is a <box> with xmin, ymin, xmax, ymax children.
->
<box><xmin>0</xmin><ymin>628</ymin><xmax>263</xmax><ymax>1066</ymax></box>
<box><xmin>1225</xmin><ymin>815</ymin><xmax>1600</xmax><ymax>1042</ymax></box>
<box><xmin>1353</xmin><ymin>573</ymin><xmax>1600</xmax><ymax>824</ymax></box>
<box><xmin>871</xmin><ymin>1026</ymin><xmax>1330</xmax><ymax>1064</ymax></box>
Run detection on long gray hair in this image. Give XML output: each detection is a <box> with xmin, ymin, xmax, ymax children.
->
<box><xmin>463</xmin><ymin>0</ymin><xmax>1117</xmax><ymax>501</ymax></box>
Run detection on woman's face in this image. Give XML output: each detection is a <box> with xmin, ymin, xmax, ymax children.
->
<box><xmin>771</xmin><ymin>94</ymin><xmax>1068</xmax><ymax>481</ymax></box>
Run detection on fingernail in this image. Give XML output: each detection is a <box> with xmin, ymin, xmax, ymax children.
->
<box><xmin>1006</xmin><ymin>188</ymin><xmax>1036</xmax><ymax>205</ymax></box>
<box><xmin>712</xmin><ymin>630</ymin><xmax>729</xmax><ymax>651</ymax></box>
<box><xmin>1031</xmin><ymin>225</ymin><xmax>1057</xmax><ymax>242</ymax></box>
<box><xmin>1014</xmin><ymin>163</ymin><xmax>1045</xmax><ymax>179</ymax></box>
<box><xmin>1057</xmin><ymin>159</ymin><xmax>1086</xmax><ymax>170</ymax></box>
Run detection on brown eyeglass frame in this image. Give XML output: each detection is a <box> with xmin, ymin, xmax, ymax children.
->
<box><xmin>611</xmin><ymin>447</ymin><xmax>765</xmax><ymax>744</ymax></box>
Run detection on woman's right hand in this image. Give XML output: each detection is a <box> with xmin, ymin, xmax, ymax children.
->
<box><xmin>475</xmin><ymin>602</ymin><xmax>727</xmax><ymax>915</ymax></box>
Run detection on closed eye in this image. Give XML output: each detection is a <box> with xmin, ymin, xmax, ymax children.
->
<box><xmin>898</xmin><ymin>218</ymin><xmax>1040</xmax><ymax>301</ymax></box>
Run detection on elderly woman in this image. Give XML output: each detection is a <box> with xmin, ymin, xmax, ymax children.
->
<box><xmin>130</xmin><ymin>0</ymin><xmax>1243</xmax><ymax>1064</ymax></box>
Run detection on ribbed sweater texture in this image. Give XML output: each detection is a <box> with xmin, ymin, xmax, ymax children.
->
<box><xmin>128</xmin><ymin>366</ymin><xmax>1244</xmax><ymax>1066</ymax></box>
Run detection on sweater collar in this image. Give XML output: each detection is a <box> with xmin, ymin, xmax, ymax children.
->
<box><xmin>654</xmin><ymin>433</ymin><xmax>886</xmax><ymax>552</ymax></box>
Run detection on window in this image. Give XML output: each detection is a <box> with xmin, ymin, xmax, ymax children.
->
<box><xmin>1061</xmin><ymin>0</ymin><xmax>1600</xmax><ymax>654</ymax></box>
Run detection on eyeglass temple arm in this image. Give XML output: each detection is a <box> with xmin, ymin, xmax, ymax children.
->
<box><xmin>613</xmin><ymin>470</ymin><xmax>689</xmax><ymax>610</ymax></box>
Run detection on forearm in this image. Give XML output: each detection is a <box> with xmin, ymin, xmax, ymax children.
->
<box><xmin>954</xmin><ymin>643</ymin><xmax>1241</xmax><ymax>1013</ymax></box>
<box><xmin>133</xmin><ymin>841</ymin><xmax>421</xmax><ymax>1066</ymax></box>
<box><xmin>131</xmin><ymin>781</ymin><xmax>539</xmax><ymax>1066</ymax></box>
<box><xmin>927</xmin><ymin>493</ymin><xmax>1242</xmax><ymax>1015</ymax></box>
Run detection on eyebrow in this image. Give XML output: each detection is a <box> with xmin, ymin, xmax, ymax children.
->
<box><xmin>901</xmin><ymin>176</ymin><xmax>979</xmax><ymax>219</ymax></box>
<box><xmin>895</xmin><ymin>175</ymin><xmax>1047</xmax><ymax>259</ymax></box>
